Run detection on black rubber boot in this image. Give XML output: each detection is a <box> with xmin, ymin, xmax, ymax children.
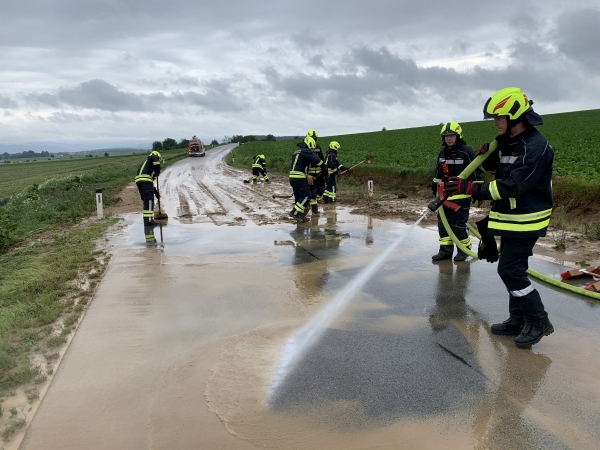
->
<box><xmin>432</xmin><ymin>247</ymin><xmax>453</xmax><ymax>261</ymax></box>
<box><xmin>491</xmin><ymin>317</ymin><xmax>524</xmax><ymax>335</ymax></box>
<box><xmin>514</xmin><ymin>317</ymin><xmax>554</xmax><ymax>348</ymax></box>
<box><xmin>312</xmin><ymin>207</ymin><xmax>319</xmax><ymax>215</ymax></box>
<box><xmin>453</xmin><ymin>246</ymin><xmax>471</xmax><ymax>262</ymax></box>
<box><xmin>323</xmin><ymin>197</ymin><xmax>329</xmax><ymax>204</ymax></box>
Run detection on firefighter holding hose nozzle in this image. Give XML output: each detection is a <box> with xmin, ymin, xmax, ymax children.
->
<box><xmin>444</xmin><ymin>87</ymin><xmax>554</xmax><ymax>348</ymax></box>
<box><xmin>431</xmin><ymin>122</ymin><xmax>483</xmax><ymax>262</ymax></box>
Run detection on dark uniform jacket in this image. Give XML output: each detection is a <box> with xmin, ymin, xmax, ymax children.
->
<box><xmin>325</xmin><ymin>149</ymin><xmax>347</xmax><ymax>175</ymax></box>
<box><xmin>307</xmin><ymin>145</ymin><xmax>325</xmax><ymax>176</ymax></box>
<box><xmin>473</xmin><ymin>128</ymin><xmax>554</xmax><ymax>237</ymax></box>
<box><xmin>252</xmin><ymin>155</ymin><xmax>266</xmax><ymax>170</ymax></box>
<box><xmin>433</xmin><ymin>142</ymin><xmax>482</xmax><ymax>201</ymax></box>
<box><xmin>135</xmin><ymin>152</ymin><xmax>161</xmax><ymax>184</ymax></box>
<box><xmin>289</xmin><ymin>143</ymin><xmax>324</xmax><ymax>179</ymax></box>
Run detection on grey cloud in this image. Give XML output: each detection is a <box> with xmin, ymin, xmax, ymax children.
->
<box><xmin>0</xmin><ymin>95</ymin><xmax>18</xmax><ymax>108</ymax></box>
<box><xmin>25</xmin><ymin>79</ymin><xmax>247</xmax><ymax>113</ymax></box>
<box><xmin>47</xmin><ymin>112</ymin><xmax>85</xmax><ymax>123</ymax></box>
<box><xmin>553</xmin><ymin>7</ymin><xmax>600</xmax><ymax>71</ymax></box>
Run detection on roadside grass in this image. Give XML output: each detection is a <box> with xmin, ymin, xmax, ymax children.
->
<box><xmin>0</xmin><ymin>148</ymin><xmax>188</xmax><ymax>391</ymax></box>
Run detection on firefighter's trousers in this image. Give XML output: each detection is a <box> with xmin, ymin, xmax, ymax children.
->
<box><xmin>136</xmin><ymin>181</ymin><xmax>155</xmax><ymax>224</ymax></box>
<box><xmin>437</xmin><ymin>198</ymin><xmax>472</xmax><ymax>250</ymax></box>
<box><xmin>289</xmin><ymin>178</ymin><xmax>311</xmax><ymax>217</ymax></box>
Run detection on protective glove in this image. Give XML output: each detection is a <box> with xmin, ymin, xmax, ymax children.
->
<box><xmin>154</xmin><ymin>188</ymin><xmax>160</xmax><ymax>199</ymax></box>
<box><xmin>306</xmin><ymin>174</ymin><xmax>315</xmax><ymax>185</ymax></box>
<box><xmin>475</xmin><ymin>216</ymin><xmax>499</xmax><ymax>263</ymax></box>
<box><xmin>444</xmin><ymin>177</ymin><xmax>473</xmax><ymax>195</ymax></box>
<box><xmin>475</xmin><ymin>142</ymin><xmax>489</xmax><ymax>156</ymax></box>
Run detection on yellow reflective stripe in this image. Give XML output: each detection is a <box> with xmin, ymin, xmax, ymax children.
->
<box><xmin>135</xmin><ymin>175</ymin><xmax>153</xmax><ymax>182</ymax></box>
<box><xmin>252</xmin><ymin>164</ymin><xmax>263</xmax><ymax>168</ymax></box>
<box><xmin>489</xmin><ymin>208</ymin><xmax>552</xmax><ymax>222</ymax></box>
<box><xmin>152</xmin><ymin>161</ymin><xmax>160</xmax><ymax>165</ymax></box>
<box><xmin>473</xmin><ymin>180</ymin><xmax>484</xmax><ymax>184</ymax></box>
<box><xmin>289</xmin><ymin>170</ymin><xmax>306</xmax><ymax>179</ymax></box>
<box><xmin>509</xmin><ymin>197</ymin><xmax>516</xmax><ymax>209</ymax></box>
<box><xmin>447</xmin><ymin>194</ymin><xmax>471</xmax><ymax>200</ymax></box>
<box><xmin>433</xmin><ymin>178</ymin><xmax>442</xmax><ymax>183</ymax></box>
<box><xmin>488</xmin><ymin>218</ymin><xmax>550</xmax><ymax>232</ymax></box>
<box><xmin>489</xmin><ymin>181</ymin><xmax>501</xmax><ymax>200</ymax></box>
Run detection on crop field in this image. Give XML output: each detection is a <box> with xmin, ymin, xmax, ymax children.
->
<box><xmin>229</xmin><ymin>109</ymin><xmax>600</xmax><ymax>181</ymax></box>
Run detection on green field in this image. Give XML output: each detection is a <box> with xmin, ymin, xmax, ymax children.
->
<box><xmin>228</xmin><ymin>109</ymin><xmax>600</xmax><ymax>181</ymax></box>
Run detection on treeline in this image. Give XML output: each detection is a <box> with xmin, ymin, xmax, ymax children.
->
<box><xmin>152</xmin><ymin>137</ymin><xmax>221</xmax><ymax>151</ymax></box>
<box><xmin>221</xmin><ymin>134</ymin><xmax>292</xmax><ymax>144</ymax></box>
<box><xmin>2</xmin><ymin>150</ymin><xmax>55</xmax><ymax>159</ymax></box>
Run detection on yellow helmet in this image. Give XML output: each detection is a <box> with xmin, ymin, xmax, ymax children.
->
<box><xmin>329</xmin><ymin>141</ymin><xmax>341</xmax><ymax>150</ymax></box>
<box><xmin>306</xmin><ymin>129</ymin><xmax>318</xmax><ymax>140</ymax></box>
<box><xmin>150</xmin><ymin>150</ymin><xmax>162</xmax><ymax>158</ymax></box>
<box><xmin>483</xmin><ymin>87</ymin><xmax>533</xmax><ymax>120</ymax></box>
<box><xmin>304</xmin><ymin>136</ymin><xmax>316</xmax><ymax>149</ymax></box>
<box><xmin>440</xmin><ymin>122</ymin><xmax>463</xmax><ymax>140</ymax></box>
<box><xmin>260</xmin><ymin>154</ymin><xmax>265</xmax><ymax>159</ymax></box>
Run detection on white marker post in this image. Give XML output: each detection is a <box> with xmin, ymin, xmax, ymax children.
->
<box><xmin>96</xmin><ymin>188</ymin><xmax>103</xmax><ymax>218</ymax></box>
<box><xmin>367</xmin><ymin>177</ymin><xmax>374</xmax><ymax>199</ymax></box>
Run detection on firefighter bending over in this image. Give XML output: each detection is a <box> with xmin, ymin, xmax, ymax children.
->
<box><xmin>135</xmin><ymin>150</ymin><xmax>161</xmax><ymax>226</ymax></box>
<box><xmin>251</xmin><ymin>154</ymin><xmax>270</xmax><ymax>183</ymax></box>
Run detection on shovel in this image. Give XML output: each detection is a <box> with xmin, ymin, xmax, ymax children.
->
<box><xmin>154</xmin><ymin>176</ymin><xmax>169</xmax><ymax>221</ymax></box>
<box><xmin>272</xmin><ymin>193</ymin><xmax>294</xmax><ymax>199</ymax></box>
<box><xmin>338</xmin><ymin>155</ymin><xmax>375</xmax><ymax>176</ymax></box>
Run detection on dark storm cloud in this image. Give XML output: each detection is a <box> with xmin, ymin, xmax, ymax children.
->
<box><xmin>24</xmin><ymin>79</ymin><xmax>248</xmax><ymax>113</ymax></box>
<box><xmin>264</xmin><ymin>42</ymin><xmax>587</xmax><ymax>114</ymax></box>
<box><xmin>552</xmin><ymin>7</ymin><xmax>600</xmax><ymax>71</ymax></box>
<box><xmin>0</xmin><ymin>96</ymin><xmax>18</xmax><ymax>109</ymax></box>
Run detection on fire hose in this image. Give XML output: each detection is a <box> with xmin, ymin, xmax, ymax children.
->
<box><xmin>430</xmin><ymin>140</ymin><xmax>600</xmax><ymax>301</ymax></box>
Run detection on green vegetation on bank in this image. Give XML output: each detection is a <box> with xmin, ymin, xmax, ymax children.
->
<box><xmin>0</xmin><ymin>148</ymin><xmax>189</xmax><ymax>391</ymax></box>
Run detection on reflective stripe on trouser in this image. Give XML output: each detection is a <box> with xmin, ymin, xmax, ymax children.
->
<box><xmin>252</xmin><ymin>168</ymin><xmax>268</xmax><ymax>181</ymax></box>
<box><xmin>289</xmin><ymin>178</ymin><xmax>311</xmax><ymax>216</ymax></box>
<box><xmin>324</xmin><ymin>174</ymin><xmax>337</xmax><ymax>199</ymax></box>
<box><xmin>498</xmin><ymin>236</ymin><xmax>548</xmax><ymax>321</ymax></box>
<box><xmin>437</xmin><ymin>199</ymin><xmax>471</xmax><ymax>247</ymax></box>
<box><xmin>137</xmin><ymin>181</ymin><xmax>155</xmax><ymax>223</ymax></box>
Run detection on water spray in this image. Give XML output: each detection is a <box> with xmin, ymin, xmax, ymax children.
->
<box><xmin>269</xmin><ymin>212</ymin><xmax>429</xmax><ymax>398</ymax></box>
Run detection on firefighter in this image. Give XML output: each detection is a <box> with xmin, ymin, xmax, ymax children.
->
<box><xmin>289</xmin><ymin>136</ymin><xmax>325</xmax><ymax>222</ymax></box>
<box><xmin>305</xmin><ymin>130</ymin><xmax>325</xmax><ymax>214</ymax></box>
<box><xmin>431</xmin><ymin>122</ymin><xmax>483</xmax><ymax>261</ymax></box>
<box><xmin>251</xmin><ymin>154</ymin><xmax>270</xmax><ymax>183</ymax></box>
<box><xmin>135</xmin><ymin>150</ymin><xmax>161</xmax><ymax>226</ymax></box>
<box><xmin>445</xmin><ymin>87</ymin><xmax>554</xmax><ymax>347</ymax></box>
<box><xmin>323</xmin><ymin>141</ymin><xmax>348</xmax><ymax>203</ymax></box>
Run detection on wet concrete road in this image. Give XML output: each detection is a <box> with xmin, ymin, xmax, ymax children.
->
<box><xmin>21</xmin><ymin>146</ymin><xmax>600</xmax><ymax>450</ymax></box>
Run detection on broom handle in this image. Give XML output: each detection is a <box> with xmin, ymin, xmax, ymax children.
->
<box><xmin>156</xmin><ymin>176</ymin><xmax>163</xmax><ymax>213</ymax></box>
<box><xmin>339</xmin><ymin>160</ymin><xmax>365</xmax><ymax>176</ymax></box>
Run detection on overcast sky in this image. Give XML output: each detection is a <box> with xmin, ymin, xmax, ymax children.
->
<box><xmin>1</xmin><ymin>0</ymin><xmax>599</xmax><ymax>149</ymax></box>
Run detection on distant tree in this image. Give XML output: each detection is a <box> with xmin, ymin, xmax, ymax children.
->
<box><xmin>265</xmin><ymin>134</ymin><xmax>276</xmax><ymax>142</ymax></box>
<box><xmin>104</xmin><ymin>152</ymin><xmax>109</xmax><ymax>157</ymax></box>
<box><xmin>50</xmin><ymin>154</ymin><xmax>55</xmax><ymax>158</ymax></box>
<box><xmin>152</xmin><ymin>141</ymin><xmax>163</xmax><ymax>150</ymax></box>
<box><xmin>222</xmin><ymin>135</ymin><xmax>231</xmax><ymax>144</ymax></box>
<box><xmin>162</xmin><ymin>138</ymin><xmax>177</xmax><ymax>150</ymax></box>
<box><xmin>179</xmin><ymin>138</ymin><xmax>190</xmax><ymax>148</ymax></box>
<box><xmin>210</xmin><ymin>139</ymin><xmax>219</xmax><ymax>146</ymax></box>
<box><xmin>382</xmin><ymin>127</ymin><xmax>387</xmax><ymax>131</ymax></box>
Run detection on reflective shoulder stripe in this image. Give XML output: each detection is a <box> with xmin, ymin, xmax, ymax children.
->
<box><xmin>489</xmin><ymin>180</ymin><xmax>502</xmax><ymax>200</ymax></box>
<box><xmin>500</xmin><ymin>155</ymin><xmax>518</xmax><ymax>164</ymax></box>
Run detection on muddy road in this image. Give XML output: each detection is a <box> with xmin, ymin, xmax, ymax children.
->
<box><xmin>20</xmin><ymin>145</ymin><xmax>600</xmax><ymax>450</ymax></box>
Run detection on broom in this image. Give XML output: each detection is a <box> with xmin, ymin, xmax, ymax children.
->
<box><xmin>154</xmin><ymin>175</ymin><xmax>169</xmax><ymax>221</ymax></box>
